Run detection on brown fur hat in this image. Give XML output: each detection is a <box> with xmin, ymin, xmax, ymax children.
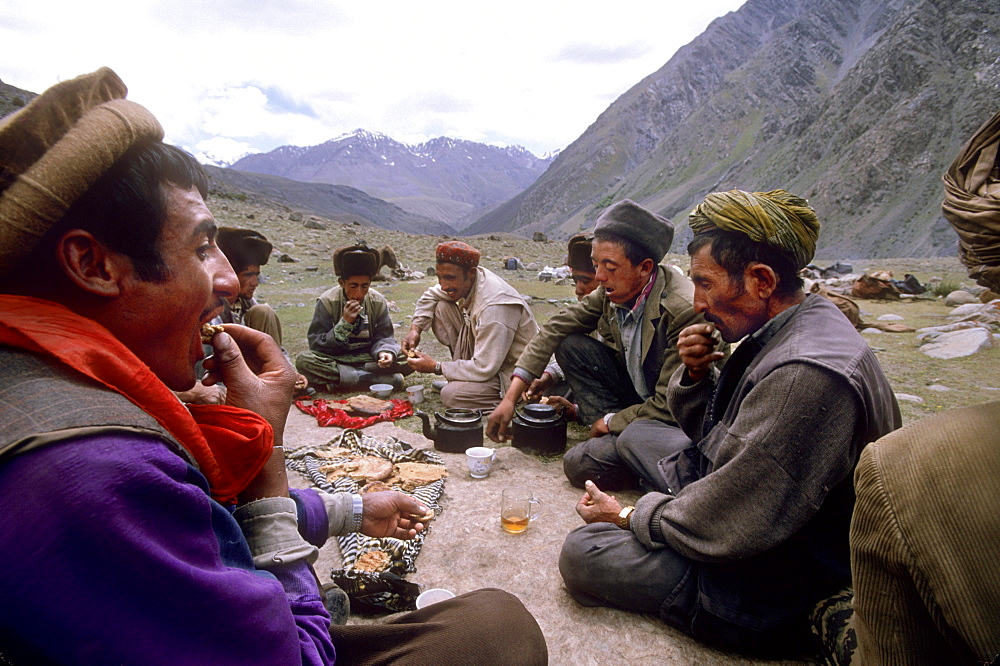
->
<box><xmin>566</xmin><ymin>233</ymin><xmax>594</xmax><ymax>273</ymax></box>
<box><xmin>334</xmin><ymin>244</ymin><xmax>380</xmax><ymax>278</ymax></box>
<box><xmin>216</xmin><ymin>227</ymin><xmax>273</xmax><ymax>272</ymax></box>
<box><xmin>0</xmin><ymin>68</ymin><xmax>163</xmax><ymax>276</ymax></box>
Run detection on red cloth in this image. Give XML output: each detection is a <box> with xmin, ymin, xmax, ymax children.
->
<box><xmin>0</xmin><ymin>295</ymin><xmax>272</xmax><ymax>504</ymax></box>
<box><xmin>295</xmin><ymin>397</ymin><xmax>413</xmax><ymax>428</ymax></box>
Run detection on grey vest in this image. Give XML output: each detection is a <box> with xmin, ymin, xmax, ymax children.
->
<box><xmin>0</xmin><ymin>348</ymin><xmax>195</xmax><ymax>468</ymax></box>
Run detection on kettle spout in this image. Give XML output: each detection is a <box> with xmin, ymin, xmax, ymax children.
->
<box><xmin>415</xmin><ymin>410</ymin><xmax>436</xmax><ymax>442</ymax></box>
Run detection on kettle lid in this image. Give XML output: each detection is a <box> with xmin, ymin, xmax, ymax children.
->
<box><xmin>437</xmin><ymin>408</ymin><xmax>482</xmax><ymax>424</ymax></box>
<box><xmin>517</xmin><ymin>402</ymin><xmax>559</xmax><ymax>423</ymax></box>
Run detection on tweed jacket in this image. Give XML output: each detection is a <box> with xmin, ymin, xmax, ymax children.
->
<box><xmin>632</xmin><ymin>294</ymin><xmax>901</xmax><ymax>636</ymax></box>
<box><xmin>514</xmin><ymin>263</ymin><xmax>704</xmax><ymax>432</ymax></box>
<box><xmin>851</xmin><ymin>401</ymin><xmax>1000</xmax><ymax>665</ymax></box>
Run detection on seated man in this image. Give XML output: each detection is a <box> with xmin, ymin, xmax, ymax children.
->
<box><xmin>0</xmin><ymin>68</ymin><xmax>546</xmax><ymax>665</ymax></box>
<box><xmin>180</xmin><ymin>226</ymin><xmax>309</xmax><ymax>402</ymax></box>
<box><xmin>487</xmin><ymin>200</ymin><xmax>711</xmax><ymax>476</ymax></box>
<box><xmin>849</xmin><ymin>110</ymin><xmax>1000</xmax><ymax>665</ymax></box>
<box><xmin>558</xmin><ymin>189</ymin><xmax>901</xmax><ymax>657</ymax></box>
<box><xmin>296</xmin><ymin>244</ymin><xmax>409</xmax><ymax>393</ymax></box>
<box><xmin>403</xmin><ymin>241</ymin><xmax>539</xmax><ymax>410</ymax></box>
<box><xmin>522</xmin><ymin>233</ymin><xmax>602</xmax><ymax>415</ymax></box>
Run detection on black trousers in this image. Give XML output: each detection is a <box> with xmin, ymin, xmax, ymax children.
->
<box><xmin>554</xmin><ymin>334</ymin><xmax>641</xmax><ymax>427</ymax></box>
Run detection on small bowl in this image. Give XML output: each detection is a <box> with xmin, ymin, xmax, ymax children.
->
<box><xmin>415</xmin><ymin>588</ymin><xmax>456</xmax><ymax>609</ymax></box>
<box><xmin>370</xmin><ymin>383</ymin><xmax>394</xmax><ymax>399</ymax></box>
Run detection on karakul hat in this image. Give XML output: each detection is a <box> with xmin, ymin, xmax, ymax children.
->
<box><xmin>593</xmin><ymin>200</ymin><xmax>674</xmax><ymax>263</ymax></box>
<box><xmin>566</xmin><ymin>233</ymin><xmax>594</xmax><ymax>273</ymax></box>
<box><xmin>216</xmin><ymin>227</ymin><xmax>273</xmax><ymax>270</ymax></box>
<box><xmin>436</xmin><ymin>240</ymin><xmax>480</xmax><ymax>268</ymax></box>
<box><xmin>333</xmin><ymin>244</ymin><xmax>380</xmax><ymax>277</ymax></box>
<box><xmin>0</xmin><ymin>67</ymin><xmax>164</xmax><ymax>276</ymax></box>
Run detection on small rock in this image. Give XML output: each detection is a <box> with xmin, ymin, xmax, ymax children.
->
<box><xmin>278</xmin><ymin>253</ymin><xmax>299</xmax><ymax>263</ymax></box>
<box><xmin>895</xmin><ymin>393</ymin><xmax>925</xmax><ymax>403</ymax></box>
<box><xmin>949</xmin><ymin>303</ymin><xmax>989</xmax><ymax>318</ymax></box>
<box><xmin>304</xmin><ymin>219</ymin><xmax>327</xmax><ymax>230</ymax></box>
<box><xmin>945</xmin><ymin>290</ymin><xmax>977</xmax><ymax>306</ymax></box>
<box><xmin>289</xmin><ymin>212</ymin><xmax>303</xmax><ymax>222</ymax></box>
<box><xmin>305</xmin><ymin>266</ymin><xmax>319</xmax><ymax>272</ymax></box>
<box><xmin>920</xmin><ymin>327</ymin><xmax>993</xmax><ymax>359</ymax></box>
<box><xmin>861</xmin><ymin>328</ymin><xmax>884</xmax><ymax>334</ymax></box>
<box><xmin>877</xmin><ymin>314</ymin><xmax>905</xmax><ymax>321</ymax></box>
<box><xmin>926</xmin><ymin>384</ymin><xmax>951</xmax><ymax>392</ymax></box>
<box><xmin>246</xmin><ymin>213</ymin><xmax>255</xmax><ymax>219</ymax></box>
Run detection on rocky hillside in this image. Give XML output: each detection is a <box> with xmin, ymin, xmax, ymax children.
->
<box><xmin>0</xmin><ymin>78</ymin><xmax>36</xmax><ymax>118</ymax></box>
<box><xmin>204</xmin><ymin>166</ymin><xmax>454</xmax><ymax>236</ymax></box>
<box><xmin>231</xmin><ymin>130</ymin><xmax>553</xmax><ymax>227</ymax></box>
<box><xmin>465</xmin><ymin>0</ymin><xmax>1000</xmax><ymax>258</ymax></box>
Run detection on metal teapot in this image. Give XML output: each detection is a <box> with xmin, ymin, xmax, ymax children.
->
<box><xmin>416</xmin><ymin>408</ymin><xmax>484</xmax><ymax>453</ymax></box>
<box><xmin>511</xmin><ymin>402</ymin><xmax>567</xmax><ymax>454</ymax></box>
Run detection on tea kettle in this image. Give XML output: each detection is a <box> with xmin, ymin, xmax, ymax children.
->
<box><xmin>511</xmin><ymin>402</ymin><xmax>567</xmax><ymax>454</ymax></box>
<box><xmin>416</xmin><ymin>408</ymin><xmax>484</xmax><ymax>453</ymax></box>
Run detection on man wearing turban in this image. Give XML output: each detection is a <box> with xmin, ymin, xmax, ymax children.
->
<box><xmin>403</xmin><ymin>241</ymin><xmax>540</xmax><ymax>409</ymax></box>
<box><xmin>559</xmin><ymin>189</ymin><xmax>900</xmax><ymax>657</ymax></box>
<box><xmin>849</xmin><ymin>111</ymin><xmax>1000</xmax><ymax>665</ymax></box>
<box><xmin>0</xmin><ymin>69</ymin><xmax>546</xmax><ymax>664</ymax></box>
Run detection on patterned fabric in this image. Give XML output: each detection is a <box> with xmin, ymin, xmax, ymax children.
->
<box><xmin>435</xmin><ymin>241</ymin><xmax>480</xmax><ymax>267</ymax></box>
<box><xmin>810</xmin><ymin>588</ymin><xmax>857</xmax><ymax>666</ymax></box>
<box><xmin>688</xmin><ymin>189</ymin><xmax>820</xmax><ymax>269</ymax></box>
<box><xmin>285</xmin><ymin>430</ymin><xmax>445</xmax><ymax>612</ymax></box>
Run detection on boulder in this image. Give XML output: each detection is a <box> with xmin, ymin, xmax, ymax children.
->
<box><xmin>945</xmin><ymin>290</ymin><xmax>978</xmax><ymax>306</ymax></box>
<box><xmin>894</xmin><ymin>393</ymin><xmax>925</xmax><ymax>403</ymax></box>
<box><xmin>289</xmin><ymin>212</ymin><xmax>303</xmax><ymax>222</ymax></box>
<box><xmin>877</xmin><ymin>313</ymin><xmax>905</xmax><ymax>321</ymax></box>
<box><xmin>304</xmin><ymin>218</ymin><xmax>327</xmax><ymax>230</ymax></box>
<box><xmin>919</xmin><ymin>327</ymin><xmax>993</xmax><ymax>359</ymax></box>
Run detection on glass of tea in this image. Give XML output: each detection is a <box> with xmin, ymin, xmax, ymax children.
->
<box><xmin>500</xmin><ymin>488</ymin><xmax>541</xmax><ymax>534</ymax></box>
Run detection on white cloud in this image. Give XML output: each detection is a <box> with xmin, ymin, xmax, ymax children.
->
<box><xmin>1</xmin><ymin>0</ymin><xmax>747</xmax><ymax>158</ymax></box>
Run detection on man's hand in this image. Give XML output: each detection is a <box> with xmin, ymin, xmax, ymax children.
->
<box><xmin>342</xmin><ymin>300</ymin><xmax>362</xmax><ymax>324</ymax></box>
<box><xmin>542</xmin><ymin>395</ymin><xmax>577</xmax><ymax>422</ymax></box>
<box><xmin>677</xmin><ymin>323</ymin><xmax>724</xmax><ymax>383</ymax></box>
<box><xmin>294</xmin><ymin>374</ymin><xmax>309</xmax><ymax>391</ymax></box>
<box><xmin>174</xmin><ymin>380</ymin><xmax>227</xmax><ymax>405</ymax></box>
<box><xmin>406</xmin><ymin>350</ymin><xmax>437</xmax><ymax>374</ymax></box>
<box><xmin>575</xmin><ymin>480</ymin><xmax>623</xmax><ymax>525</ymax></box>
<box><xmin>202</xmin><ymin>325</ymin><xmax>296</xmax><ymax>439</ymax></box>
<box><xmin>486</xmin><ymin>376</ymin><xmax>529</xmax><ymax>442</ymax></box>
<box><xmin>377</xmin><ymin>351</ymin><xmax>395</xmax><ymax>369</ymax></box>
<box><xmin>361</xmin><ymin>491</ymin><xmax>432</xmax><ymax>540</ymax></box>
<box><xmin>524</xmin><ymin>372</ymin><xmax>553</xmax><ymax>401</ymax></box>
<box><xmin>589</xmin><ymin>415</ymin><xmax>611</xmax><ymax>438</ymax></box>
<box><xmin>401</xmin><ymin>325</ymin><xmax>422</xmax><ymax>354</ymax></box>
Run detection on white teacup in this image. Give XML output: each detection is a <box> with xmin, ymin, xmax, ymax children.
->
<box><xmin>465</xmin><ymin>446</ymin><xmax>496</xmax><ymax>479</ymax></box>
<box><xmin>405</xmin><ymin>385</ymin><xmax>425</xmax><ymax>404</ymax></box>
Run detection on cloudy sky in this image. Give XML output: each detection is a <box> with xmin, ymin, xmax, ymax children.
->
<box><xmin>3</xmin><ymin>0</ymin><xmax>745</xmax><ymax>164</ymax></box>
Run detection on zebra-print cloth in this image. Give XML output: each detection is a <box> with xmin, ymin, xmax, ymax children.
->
<box><xmin>285</xmin><ymin>429</ymin><xmax>446</xmax><ymax>612</ymax></box>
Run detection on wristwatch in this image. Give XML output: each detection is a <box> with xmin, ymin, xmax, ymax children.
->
<box><xmin>434</xmin><ymin>361</ymin><xmax>442</xmax><ymax>375</ymax></box>
<box><xmin>616</xmin><ymin>506</ymin><xmax>635</xmax><ymax>530</ymax></box>
<box><xmin>350</xmin><ymin>493</ymin><xmax>364</xmax><ymax>533</ymax></box>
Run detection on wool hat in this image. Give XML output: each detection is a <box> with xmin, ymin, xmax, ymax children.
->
<box><xmin>333</xmin><ymin>244</ymin><xmax>380</xmax><ymax>278</ymax></box>
<box><xmin>566</xmin><ymin>233</ymin><xmax>594</xmax><ymax>273</ymax></box>
<box><xmin>436</xmin><ymin>240</ymin><xmax>480</xmax><ymax>268</ymax></box>
<box><xmin>216</xmin><ymin>227</ymin><xmax>273</xmax><ymax>271</ymax></box>
<box><xmin>593</xmin><ymin>200</ymin><xmax>674</xmax><ymax>263</ymax></box>
<box><xmin>0</xmin><ymin>67</ymin><xmax>164</xmax><ymax>276</ymax></box>
<box><xmin>688</xmin><ymin>189</ymin><xmax>820</xmax><ymax>270</ymax></box>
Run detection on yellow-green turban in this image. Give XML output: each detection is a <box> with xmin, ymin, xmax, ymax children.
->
<box><xmin>688</xmin><ymin>190</ymin><xmax>820</xmax><ymax>270</ymax></box>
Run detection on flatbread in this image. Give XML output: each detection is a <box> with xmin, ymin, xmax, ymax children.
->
<box><xmin>345</xmin><ymin>394</ymin><xmax>393</xmax><ymax>414</ymax></box>
<box><xmin>314</xmin><ymin>447</ymin><xmax>353</xmax><ymax>459</ymax></box>
<box><xmin>360</xmin><ymin>480</ymin><xmax>394</xmax><ymax>494</ymax></box>
<box><xmin>394</xmin><ymin>462</ymin><xmax>448</xmax><ymax>491</ymax></box>
<box><xmin>354</xmin><ymin>550</ymin><xmax>391</xmax><ymax>573</ymax></box>
<box><xmin>323</xmin><ymin>456</ymin><xmax>395</xmax><ymax>484</ymax></box>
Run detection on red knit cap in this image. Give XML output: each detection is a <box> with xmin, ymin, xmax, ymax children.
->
<box><xmin>436</xmin><ymin>240</ymin><xmax>480</xmax><ymax>268</ymax></box>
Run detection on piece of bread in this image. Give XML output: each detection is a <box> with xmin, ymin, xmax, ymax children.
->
<box><xmin>394</xmin><ymin>462</ymin><xmax>448</xmax><ymax>491</ymax></box>
<box><xmin>360</xmin><ymin>480</ymin><xmax>394</xmax><ymax>494</ymax></box>
<box><xmin>200</xmin><ymin>323</ymin><xmax>225</xmax><ymax>343</ymax></box>
<box><xmin>345</xmin><ymin>394</ymin><xmax>393</xmax><ymax>413</ymax></box>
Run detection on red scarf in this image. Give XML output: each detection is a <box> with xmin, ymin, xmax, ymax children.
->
<box><xmin>0</xmin><ymin>295</ymin><xmax>272</xmax><ymax>504</ymax></box>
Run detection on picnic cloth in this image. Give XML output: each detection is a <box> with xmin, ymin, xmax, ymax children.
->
<box><xmin>285</xmin><ymin>429</ymin><xmax>445</xmax><ymax>612</ymax></box>
<box><xmin>295</xmin><ymin>397</ymin><xmax>413</xmax><ymax>428</ymax></box>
